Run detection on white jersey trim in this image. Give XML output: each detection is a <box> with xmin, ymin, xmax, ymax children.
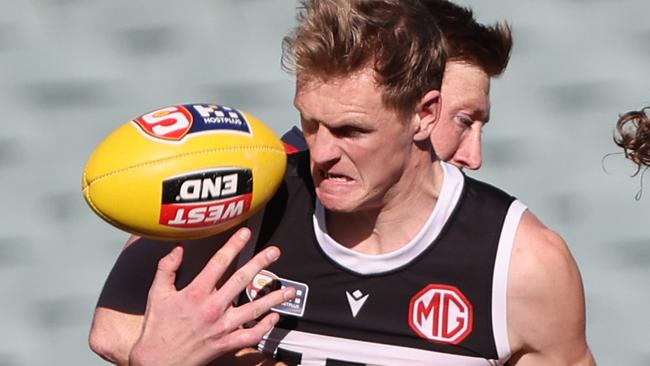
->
<box><xmin>261</xmin><ymin>328</ymin><xmax>500</xmax><ymax>366</ymax></box>
<box><xmin>491</xmin><ymin>200</ymin><xmax>527</xmax><ymax>364</ymax></box>
<box><xmin>313</xmin><ymin>161</ymin><xmax>464</xmax><ymax>275</ymax></box>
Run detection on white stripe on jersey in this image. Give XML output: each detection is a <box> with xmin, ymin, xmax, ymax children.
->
<box><xmin>313</xmin><ymin>161</ymin><xmax>465</xmax><ymax>275</ymax></box>
<box><xmin>491</xmin><ymin>199</ymin><xmax>527</xmax><ymax>364</ymax></box>
<box><xmin>260</xmin><ymin>328</ymin><xmax>502</xmax><ymax>366</ymax></box>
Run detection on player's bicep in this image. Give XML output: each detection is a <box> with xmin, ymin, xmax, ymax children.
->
<box><xmin>507</xmin><ymin>212</ymin><xmax>594</xmax><ymax>365</ymax></box>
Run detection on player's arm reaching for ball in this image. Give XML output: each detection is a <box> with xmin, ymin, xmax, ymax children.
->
<box><xmin>89</xmin><ymin>228</ymin><xmax>295</xmax><ymax>366</ymax></box>
<box><xmin>89</xmin><ymin>235</ymin><xmax>168</xmax><ymax>364</ymax></box>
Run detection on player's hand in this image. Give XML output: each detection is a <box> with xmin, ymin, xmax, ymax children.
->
<box><xmin>129</xmin><ymin>228</ymin><xmax>296</xmax><ymax>366</ymax></box>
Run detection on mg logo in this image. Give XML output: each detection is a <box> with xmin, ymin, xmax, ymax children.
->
<box><xmin>408</xmin><ymin>284</ymin><xmax>473</xmax><ymax>344</ymax></box>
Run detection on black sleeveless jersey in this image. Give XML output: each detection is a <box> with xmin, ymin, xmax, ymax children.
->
<box><xmin>97</xmin><ymin>151</ymin><xmax>526</xmax><ymax>366</ymax></box>
<box><xmin>237</xmin><ymin>151</ymin><xmax>527</xmax><ymax>366</ymax></box>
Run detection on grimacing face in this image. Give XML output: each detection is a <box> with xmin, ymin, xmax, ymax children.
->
<box><xmin>295</xmin><ymin>68</ymin><xmax>433</xmax><ymax>214</ymax></box>
<box><xmin>431</xmin><ymin>61</ymin><xmax>491</xmax><ymax>170</ymax></box>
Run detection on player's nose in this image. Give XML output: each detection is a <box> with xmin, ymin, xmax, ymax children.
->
<box><xmin>308</xmin><ymin>127</ymin><xmax>341</xmax><ymax>166</ymax></box>
<box><xmin>454</xmin><ymin>132</ymin><xmax>482</xmax><ymax>170</ymax></box>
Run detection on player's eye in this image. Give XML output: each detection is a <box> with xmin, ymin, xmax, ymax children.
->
<box><xmin>456</xmin><ymin>114</ymin><xmax>474</xmax><ymax>128</ymax></box>
<box><xmin>331</xmin><ymin>125</ymin><xmax>369</xmax><ymax>138</ymax></box>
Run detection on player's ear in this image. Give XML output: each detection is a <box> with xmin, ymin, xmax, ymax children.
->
<box><xmin>414</xmin><ymin>90</ymin><xmax>441</xmax><ymax>142</ymax></box>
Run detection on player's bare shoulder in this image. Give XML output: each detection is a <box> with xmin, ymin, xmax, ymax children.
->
<box><xmin>506</xmin><ymin>210</ymin><xmax>595</xmax><ymax>365</ymax></box>
<box><xmin>509</xmin><ymin>211</ymin><xmax>581</xmax><ymax>301</ymax></box>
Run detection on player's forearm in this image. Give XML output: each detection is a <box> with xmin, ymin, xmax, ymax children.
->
<box><xmin>507</xmin><ymin>346</ymin><xmax>596</xmax><ymax>366</ymax></box>
<box><xmin>89</xmin><ymin>307</ymin><xmax>143</xmax><ymax>365</ymax></box>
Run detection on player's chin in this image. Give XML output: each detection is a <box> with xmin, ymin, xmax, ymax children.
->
<box><xmin>315</xmin><ymin>190</ymin><xmax>360</xmax><ymax>213</ymax></box>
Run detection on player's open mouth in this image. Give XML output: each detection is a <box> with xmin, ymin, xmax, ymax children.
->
<box><xmin>323</xmin><ymin>172</ymin><xmax>352</xmax><ymax>182</ymax></box>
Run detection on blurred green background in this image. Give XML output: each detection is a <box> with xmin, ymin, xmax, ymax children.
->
<box><xmin>0</xmin><ymin>0</ymin><xmax>648</xmax><ymax>364</ymax></box>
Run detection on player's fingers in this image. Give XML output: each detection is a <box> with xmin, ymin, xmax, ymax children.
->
<box><xmin>225</xmin><ymin>286</ymin><xmax>295</xmax><ymax>330</ymax></box>
<box><xmin>215</xmin><ymin>245</ymin><xmax>282</xmax><ymax>304</ymax></box>
<box><xmin>192</xmin><ymin>227</ymin><xmax>251</xmax><ymax>293</ymax></box>
<box><xmin>149</xmin><ymin>246</ymin><xmax>183</xmax><ymax>298</ymax></box>
<box><xmin>213</xmin><ymin>312</ymin><xmax>281</xmax><ymax>354</ymax></box>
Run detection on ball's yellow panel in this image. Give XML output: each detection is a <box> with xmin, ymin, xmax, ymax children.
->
<box><xmin>82</xmin><ymin>104</ymin><xmax>287</xmax><ymax>240</ymax></box>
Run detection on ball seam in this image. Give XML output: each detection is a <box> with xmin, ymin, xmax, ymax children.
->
<box><xmin>86</xmin><ymin>145</ymin><xmax>285</xmax><ymax>185</ymax></box>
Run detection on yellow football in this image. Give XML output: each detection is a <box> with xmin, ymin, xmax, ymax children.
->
<box><xmin>82</xmin><ymin>103</ymin><xmax>287</xmax><ymax>240</ymax></box>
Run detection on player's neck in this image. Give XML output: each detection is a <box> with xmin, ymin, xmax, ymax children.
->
<box><xmin>326</xmin><ymin>160</ymin><xmax>444</xmax><ymax>255</ymax></box>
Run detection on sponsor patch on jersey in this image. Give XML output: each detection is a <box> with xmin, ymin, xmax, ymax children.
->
<box><xmin>408</xmin><ymin>284</ymin><xmax>473</xmax><ymax>345</ymax></box>
<box><xmin>246</xmin><ymin>270</ymin><xmax>309</xmax><ymax>317</ymax></box>
<box><xmin>133</xmin><ymin>104</ymin><xmax>252</xmax><ymax>141</ymax></box>
<box><xmin>159</xmin><ymin>168</ymin><xmax>253</xmax><ymax>228</ymax></box>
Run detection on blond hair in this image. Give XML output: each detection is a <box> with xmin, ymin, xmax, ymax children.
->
<box><xmin>282</xmin><ymin>0</ymin><xmax>446</xmax><ymax>118</ymax></box>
